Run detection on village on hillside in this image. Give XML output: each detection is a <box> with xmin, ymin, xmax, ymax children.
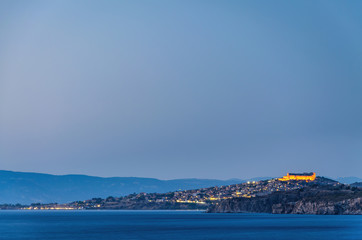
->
<box><xmin>5</xmin><ymin>173</ymin><xmax>344</xmax><ymax>211</ymax></box>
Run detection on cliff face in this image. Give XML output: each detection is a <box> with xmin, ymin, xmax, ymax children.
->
<box><xmin>276</xmin><ymin>198</ymin><xmax>362</xmax><ymax>215</ymax></box>
<box><xmin>207</xmin><ymin>185</ymin><xmax>362</xmax><ymax>215</ymax></box>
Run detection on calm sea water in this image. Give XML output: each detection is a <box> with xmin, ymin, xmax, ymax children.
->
<box><xmin>0</xmin><ymin>210</ymin><xmax>361</xmax><ymax>240</ymax></box>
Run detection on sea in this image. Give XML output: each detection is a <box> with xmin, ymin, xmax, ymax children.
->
<box><xmin>0</xmin><ymin>210</ymin><xmax>361</xmax><ymax>240</ymax></box>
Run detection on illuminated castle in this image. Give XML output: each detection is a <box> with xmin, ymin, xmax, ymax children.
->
<box><xmin>278</xmin><ymin>172</ymin><xmax>316</xmax><ymax>182</ymax></box>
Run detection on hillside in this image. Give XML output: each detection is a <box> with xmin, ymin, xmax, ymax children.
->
<box><xmin>0</xmin><ymin>170</ymin><xmax>245</xmax><ymax>204</ymax></box>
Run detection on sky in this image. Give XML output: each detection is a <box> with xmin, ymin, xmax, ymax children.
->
<box><xmin>0</xmin><ymin>0</ymin><xmax>361</xmax><ymax>180</ymax></box>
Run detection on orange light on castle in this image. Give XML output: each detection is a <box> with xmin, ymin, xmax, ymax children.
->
<box><xmin>278</xmin><ymin>172</ymin><xmax>316</xmax><ymax>182</ymax></box>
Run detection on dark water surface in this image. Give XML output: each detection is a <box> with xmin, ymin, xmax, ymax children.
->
<box><xmin>0</xmin><ymin>210</ymin><xmax>361</xmax><ymax>240</ymax></box>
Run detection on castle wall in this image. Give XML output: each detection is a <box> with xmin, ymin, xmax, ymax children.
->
<box><xmin>278</xmin><ymin>172</ymin><xmax>316</xmax><ymax>181</ymax></box>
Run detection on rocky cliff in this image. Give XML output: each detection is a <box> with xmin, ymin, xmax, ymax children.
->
<box><xmin>207</xmin><ymin>185</ymin><xmax>362</xmax><ymax>215</ymax></box>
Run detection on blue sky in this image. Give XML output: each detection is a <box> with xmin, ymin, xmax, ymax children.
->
<box><xmin>0</xmin><ymin>1</ymin><xmax>361</xmax><ymax>179</ymax></box>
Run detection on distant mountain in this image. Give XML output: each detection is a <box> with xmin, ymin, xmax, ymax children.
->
<box><xmin>351</xmin><ymin>182</ymin><xmax>362</xmax><ymax>188</ymax></box>
<box><xmin>335</xmin><ymin>177</ymin><xmax>362</xmax><ymax>184</ymax></box>
<box><xmin>244</xmin><ymin>177</ymin><xmax>274</xmax><ymax>182</ymax></box>
<box><xmin>0</xmin><ymin>170</ymin><xmax>246</xmax><ymax>204</ymax></box>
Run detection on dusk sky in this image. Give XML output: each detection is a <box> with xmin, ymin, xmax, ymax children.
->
<box><xmin>0</xmin><ymin>1</ymin><xmax>361</xmax><ymax>179</ymax></box>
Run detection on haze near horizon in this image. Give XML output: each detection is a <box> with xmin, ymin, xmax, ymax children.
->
<box><xmin>0</xmin><ymin>1</ymin><xmax>361</xmax><ymax>179</ymax></box>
